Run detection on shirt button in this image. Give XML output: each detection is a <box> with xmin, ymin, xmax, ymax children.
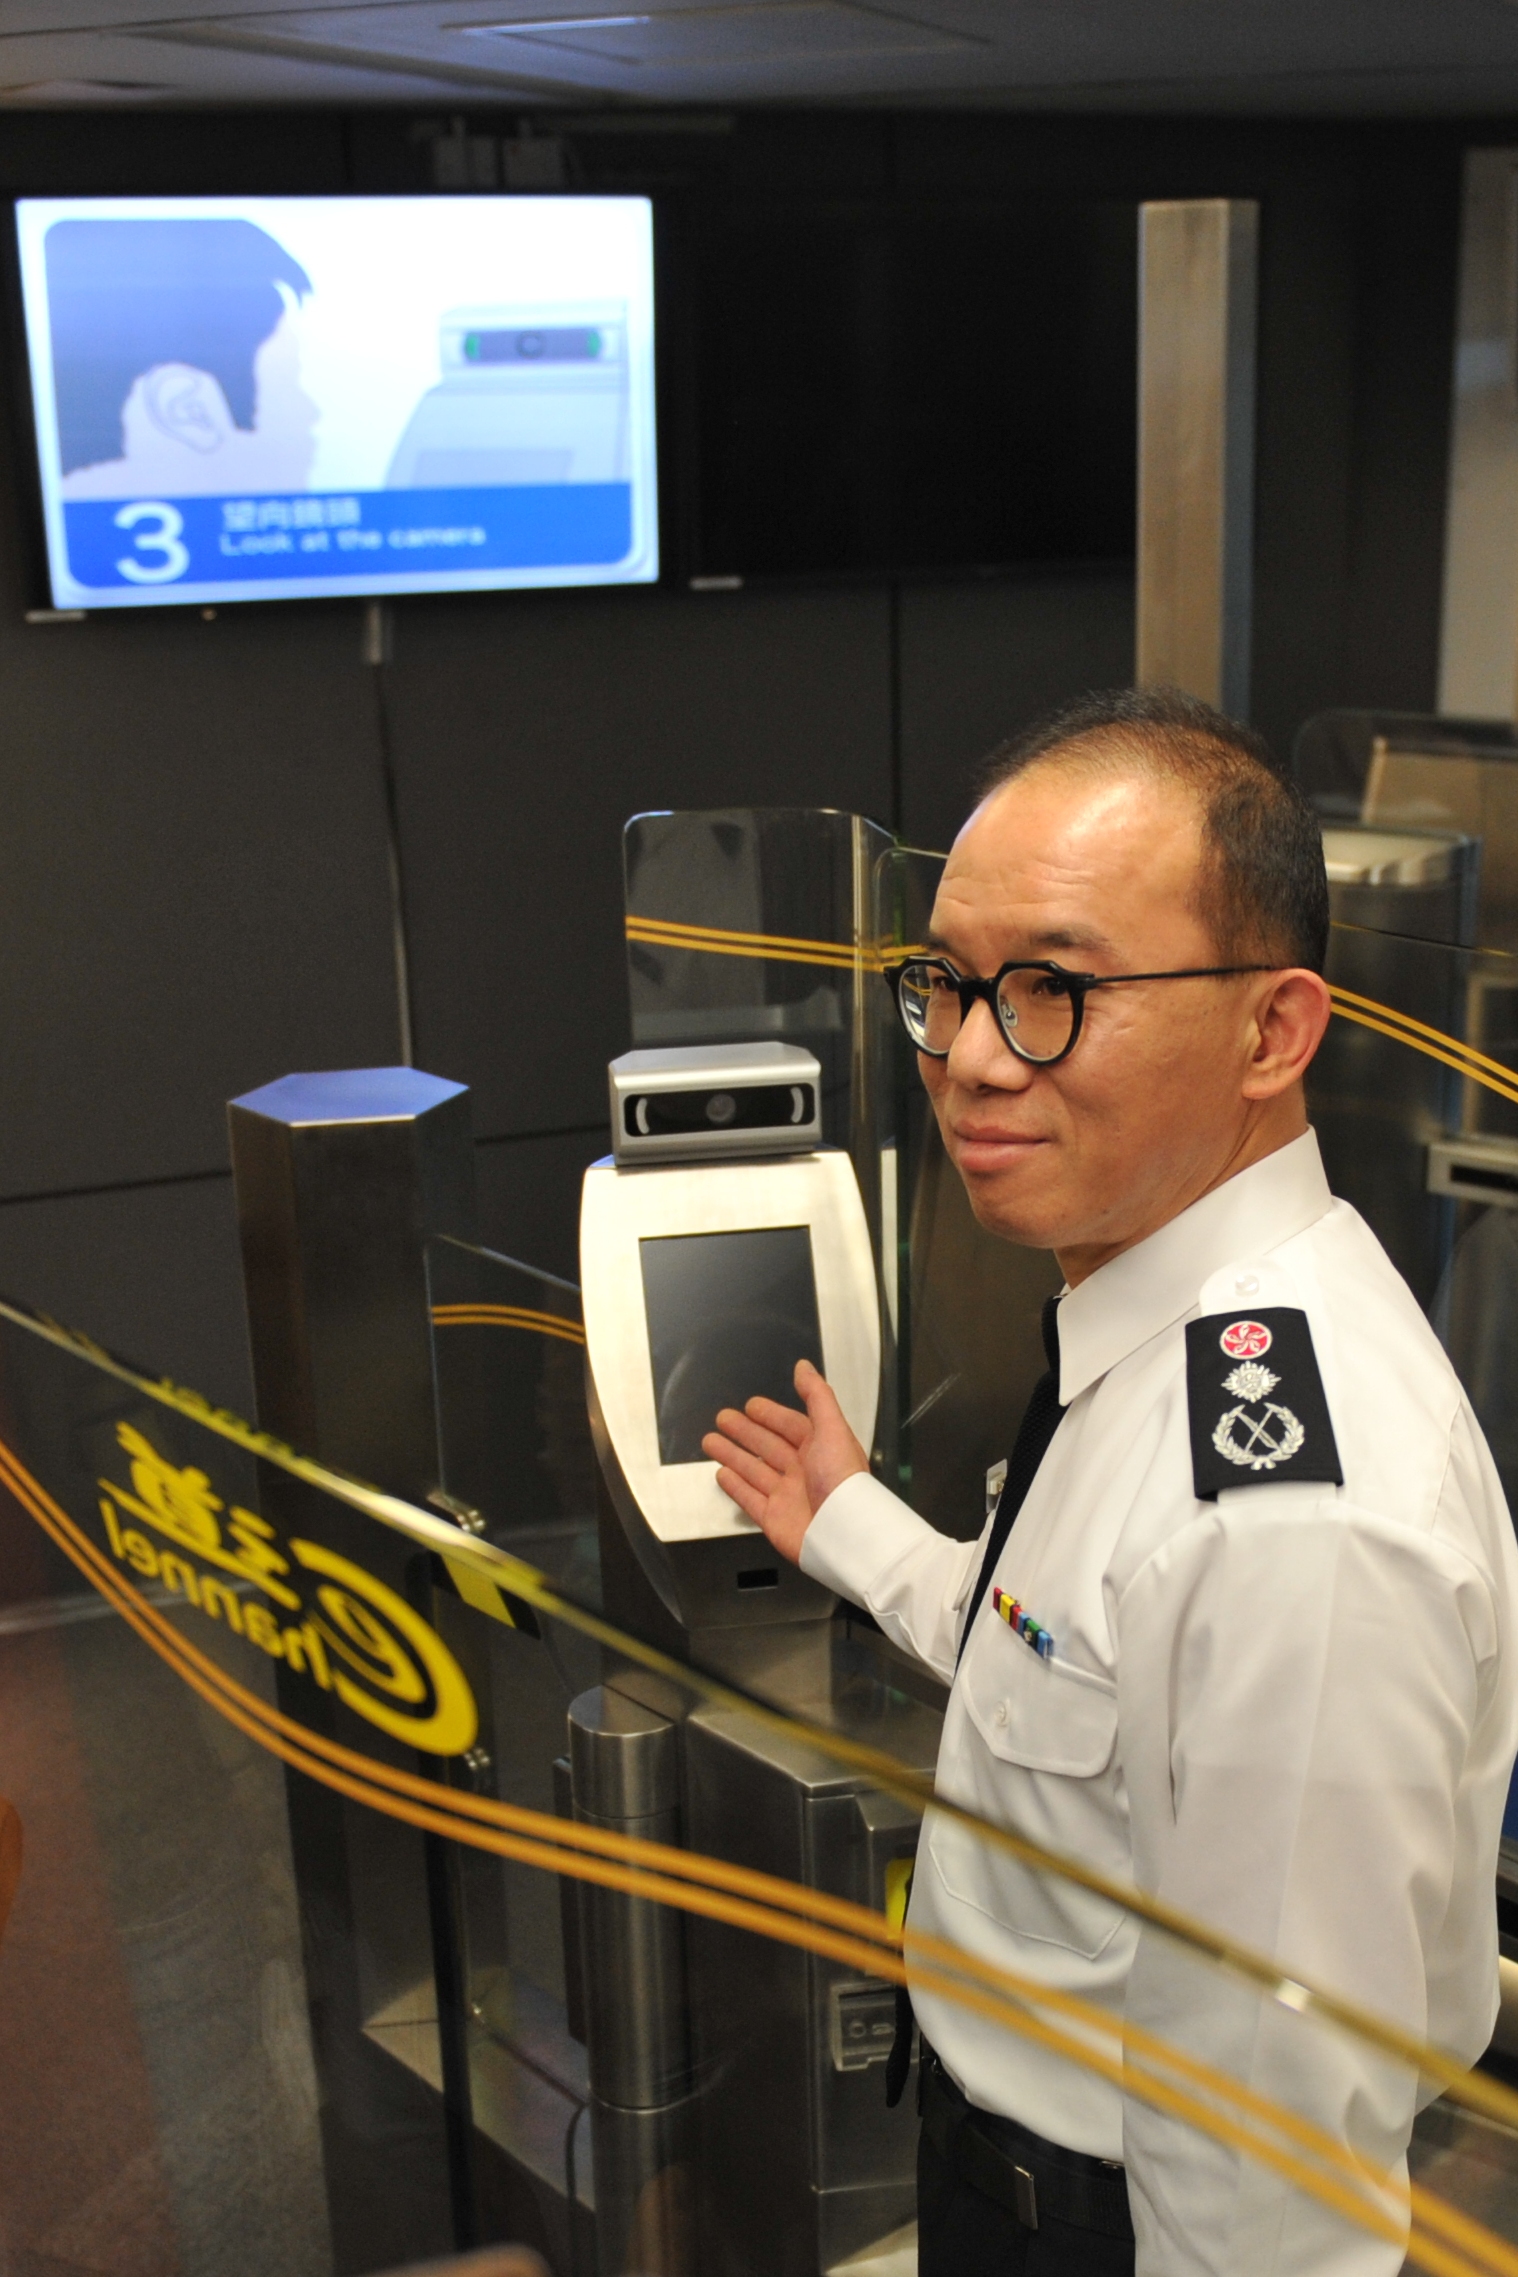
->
<box><xmin>1235</xmin><ymin>1273</ymin><xmax>1260</xmax><ymax>1296</ymax></box>
<box><xmin>993</xmin><ymin>1700</ymin><xmax>1010</xmax><ymax>1728</ymax></box>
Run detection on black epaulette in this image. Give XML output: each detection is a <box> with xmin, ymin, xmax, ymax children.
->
<box><xmin>1185</xmin><ymin>1307</ymin><xmax>1343</xmax><ymax>1501</ymax></box>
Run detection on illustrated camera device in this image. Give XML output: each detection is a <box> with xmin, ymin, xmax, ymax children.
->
<box><xmin>582</xmin><ymin>1044</ymin><xmax>879</xmax><ymax>1633</ymax></box>
<box><xmin>385</xmin><ymin>302</ymin><xmax>630</xmax><ymax>490</ymax></box>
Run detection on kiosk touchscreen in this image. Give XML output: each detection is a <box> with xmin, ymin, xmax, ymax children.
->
<box><xmin>581</xmin><ymin>1044</ymin><xmax>880</xmax><ymax>1633</ymax></box>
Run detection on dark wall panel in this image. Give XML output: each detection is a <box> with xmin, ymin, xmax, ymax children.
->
<box><xmin>1248</xmin><ymin>155</ymin><xmax>1360</xmax><ymax>760</ymax></box>
<box><xmin>387</xmin><ymin>584</ymin><xmax>893</xmax><ymax>1139</ymax></box>
<box><xmin>0</xmin><ymin>1174</ymin><xmax>252</xmax><ymax>1416</ymax></box>
<box><xmin>1339</xmin><ymin>146</ymin><xmax>1462</xmax><ymax>717</ymax></box>
<box><xmin>0</xmin><ymin>588</ymin><xmax>403</xmax><ymax>1194</ymax></box>
<box><xmin>897</xmin><ymin>571</ymin><xmax>1135</xmax><ymax>853</ymax></box>
<box><xmin>475</xmin><ymin>1125</ymin><xmax>606</xmax><ymax>1287</ymax></box>
<box><xmin>0</xmin><ymin>112</ymin><xmax>346</xmax><ymax>196</ymax></box>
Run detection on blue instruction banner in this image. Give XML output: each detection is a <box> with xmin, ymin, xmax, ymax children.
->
<box><xmin>63</xmin><ymin>483</ymin><xmax>635</xmax><ymax>591</ymax></box>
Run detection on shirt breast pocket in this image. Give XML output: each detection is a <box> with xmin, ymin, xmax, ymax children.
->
<box><xmin>926</xmin><ymin>1642</ymin><xmax>1129</xmax><ymax>1961</ymax></box>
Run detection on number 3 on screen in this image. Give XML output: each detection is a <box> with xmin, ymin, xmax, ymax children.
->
<box><xmin>114</xmin><ymin>502</ymin><xmax>190</xmax><ymax>585</ymax></box>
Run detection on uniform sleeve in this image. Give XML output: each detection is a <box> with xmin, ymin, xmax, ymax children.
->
<box><xmin>1116</xmin><ymin>1477</ymin><xmax>1499</xmax><ymax>2277</ymax></box>
<box><xmin>799</xmin><ymin>1472</ymin><xmax>984</xmax><ymax>1682</ymax></box>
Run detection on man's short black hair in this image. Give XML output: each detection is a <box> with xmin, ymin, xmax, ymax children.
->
<box><xmin>976</xmin><ymin>685</ymin><xmax>1330</xmax><ymax>975</ymax></box>
<box><xmin>45</xmin><ymin>218</ymin><xmax>313</xmax><ymax>475</ymax></box>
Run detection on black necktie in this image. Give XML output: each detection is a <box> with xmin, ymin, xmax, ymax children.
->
<box><xmin>955</xmin><ymin>1293</ymin><xmax>1065</xmax><ymax>1669</ymax></box>
<box><xmin>883</xmin><ymin>1294</ymin><xmax>1067</xmax><ymax>2111</ymax></box>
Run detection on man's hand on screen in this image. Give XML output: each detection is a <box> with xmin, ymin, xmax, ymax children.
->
<box><xmin>702</xmin><ymin>1360</ymin><xmax>869</xmax><ymax>1565</ymax></box>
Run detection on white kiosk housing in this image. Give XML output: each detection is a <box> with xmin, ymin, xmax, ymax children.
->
<box><xmin>581</xmin><ymin>1042</ymin><xmax>880</xmax><ymax>1633</ymax></box>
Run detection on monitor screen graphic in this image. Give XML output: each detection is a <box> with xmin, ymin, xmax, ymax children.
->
<box><xmin>13</xmin><ymin>195</ymin><xmax>659</xmax><ymax>609</ymax></box>
<box><xmin>639</xmin><ymin>1226</ymin><xmax>824</xmax><ymax>1468</ymax></box>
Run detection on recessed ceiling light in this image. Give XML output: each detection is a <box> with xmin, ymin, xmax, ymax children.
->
<box><xmin>452</xmin><ymin>1</ymin><xmax>977</xmax><ymax>56</ymax></box>
<box><xmin>463</xmin><ymin>12</ymin><xmax>651</xmax><ymax>28</ymax></box>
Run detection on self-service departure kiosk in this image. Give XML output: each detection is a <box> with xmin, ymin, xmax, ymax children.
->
<box><xmin>583</xmin><ymin>1042</ymin><xmax>879</xmax><ymax>1642</ymax></box>
<box><xmin>571</xmin><ymin>1045</ymin><xmax>941</xmax><ymax>2277</ymax></box>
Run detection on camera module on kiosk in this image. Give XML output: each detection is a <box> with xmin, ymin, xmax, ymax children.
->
<box><xmin>610</xmin><ymin>1043</ymin><xmax>821</xmax><ymax>1164</ymax></box>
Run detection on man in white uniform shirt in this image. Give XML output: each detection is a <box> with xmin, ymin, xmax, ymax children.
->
<box><xmin>703</xmin><ymin>689</ymin><xmax>1518</xmax><ymax>2277</ymax></box>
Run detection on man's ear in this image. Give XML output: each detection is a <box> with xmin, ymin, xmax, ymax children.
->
<box><xmin>1241</xmin><ymin>969</ymin><xmax>1334</xmax><ymax>1101</ymax></box>
<box><xmin>140</xmin><ymin>363</ymin><xmax>235</xmax><ymax>455</ymax></box>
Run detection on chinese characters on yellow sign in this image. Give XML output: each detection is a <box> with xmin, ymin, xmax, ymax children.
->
<box><xmin>98</xmin><ymin>1421</ymin><xmax>477</xmax><ymax>1756</ymax></box>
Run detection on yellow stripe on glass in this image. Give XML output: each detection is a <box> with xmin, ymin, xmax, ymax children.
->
<box><xmin>626</xmin><ymin>912</ymin><xmax>1518</xmax><ymax>1114</ymax></box>
<box><xmin>431</xmin><ymin>1301</ymin><xmax>586</xmax><ymax>1345</ymax></box>
<box><xmin>5</xmin><ymin>1419</ymin><xmax>1514</xmax><ymax>2276</ymax></box>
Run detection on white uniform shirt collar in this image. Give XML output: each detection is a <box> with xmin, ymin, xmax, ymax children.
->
<box><xmin>1055</xmin><ymin>1129</ymin><xmax>1333</xmax><ymax>1405</ymax></box>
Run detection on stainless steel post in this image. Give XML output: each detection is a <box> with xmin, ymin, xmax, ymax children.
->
<box><xmin>568</xmin><ymin>1685</ymin><xmax>694</xmax><ymax>2277</ymax></box>
<box><xmin>230</xmin><ymin>1066</ymin><xmax>474</xmax><ymax>1495</ymax></box>
<box><xmin>1136</xmin><ymin>198</ymin><xmax>1259</xmax><ymax>718</ymax></box>
<box><xmin>228</xmin><ymin>1066</ymin><xmax>479</xmax><ymax>2272</ymax></box>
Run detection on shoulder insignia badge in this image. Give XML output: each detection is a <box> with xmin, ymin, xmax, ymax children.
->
<box><xmin>1185</xmin><ymin>1308</ymin><xmax>1343</xmax><ymax>1501</ymax></box>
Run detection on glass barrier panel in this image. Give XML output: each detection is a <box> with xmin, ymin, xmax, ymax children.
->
<box><xmin>623</xmin><ymin>808</ymin><xmax>902</xmax><ymax>1479</ymax></box>
<box><xmin>427</xmin><ymin>1234</ymin><xmax>598</xmax><ymax>1585</ymax></box>
<box><xmin>0</xmin><ymin>1295</ymin><xmax>1516</xmax><ymax>2275</ymax></box>
<box><xmin>426</xmin><ymin>1233</ymin><xmax>600</xmax><ymax>2265</ymax></box>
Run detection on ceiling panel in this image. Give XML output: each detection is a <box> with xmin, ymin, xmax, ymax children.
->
<box><xmin>2</xmin><ymin>0</ymin><xmax>1518</xmax><ymax>113</ymax></box>
<box><xmin>0</xmin><ymin>13</ymin><xmax>521</xmax><ymax>93</ymax></box>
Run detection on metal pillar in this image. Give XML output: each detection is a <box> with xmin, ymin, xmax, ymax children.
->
<box><xmin>1136</xmin><ymin>198</ymin><xmax>1259</xmax><ymax>719</ymax></box>
<box><xmin>228</xmin><ymin>1066</ymin><xmax>479</xmax><ymax>2274</ymax></box>
<box><xmin>568</xmin><ymin>1685</ymin><xmax>695</xmax><ymax>2277</ymax></box>
<box><xmin>230</xmin><ymin>1067</ymin><xmax>474</xmax><ymax>1493</ymax></box>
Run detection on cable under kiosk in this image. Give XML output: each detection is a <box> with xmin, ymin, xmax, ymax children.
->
<box><xmin>572</xmin><ymin>1041</ymin><xmax>942</xmax><ymax>2277</ymax></box>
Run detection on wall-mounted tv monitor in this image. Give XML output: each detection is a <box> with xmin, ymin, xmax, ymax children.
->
<box><xmin>13</xmin><ymin>194</ymin><xmax>659</xmax><ymax>610</ymax></box>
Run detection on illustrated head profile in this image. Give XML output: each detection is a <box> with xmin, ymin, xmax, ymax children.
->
<box><xmin>47</xmin><ymin>218</ymin><xmax>318</xmax><ymax>498</ymax></box>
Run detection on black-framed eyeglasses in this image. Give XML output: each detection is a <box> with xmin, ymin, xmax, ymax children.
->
<box><xmin>886</xmin><ymin>956</ymin><xmax>1276</xmax><ymax>1068</ymax></box>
